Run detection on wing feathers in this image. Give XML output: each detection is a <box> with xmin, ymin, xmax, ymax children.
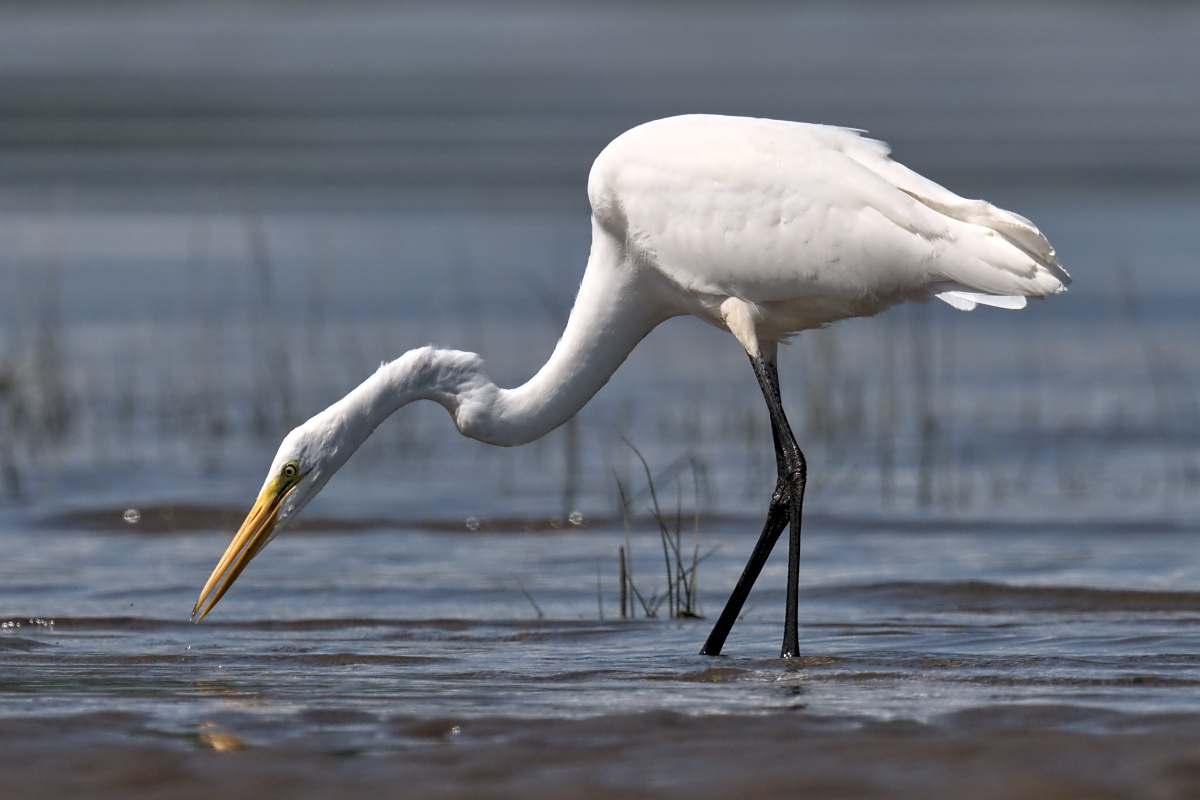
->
<box><xmin>831</xmin><ymin>128</ymin><xmax>1070</xmax><ymax>297</ymax></box>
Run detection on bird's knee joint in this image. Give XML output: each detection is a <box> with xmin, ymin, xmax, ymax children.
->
<box><xmin>720</xmin><ymin>297</ymin><xmax>762</xmax><ymax>358</ymax></box>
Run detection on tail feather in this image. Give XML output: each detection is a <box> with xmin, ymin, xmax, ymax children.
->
<box><xmin>935</xmin><ymin>291</ymin><xmax>1027</xmax><ymax>312</ymax></box>
<box><xmin>915</xmin><ymin>192</ymin><xmax>1070</xmax><ymax>301</ymax></box>
<box><xmin>832</xmin><ymin>128</ymin><xmax>1071</xmax><ymax>298</ymax></box>
<box><xmin>904</xmin><ymin>191</ymin><xmax>1063</xmax><ymax>275</ymax></box>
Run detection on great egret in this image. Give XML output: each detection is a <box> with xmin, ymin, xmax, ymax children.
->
<box><xmin>192</xmin><ymin>114</ymin><xmax>1068</xmax><ymax>657</ymax></box>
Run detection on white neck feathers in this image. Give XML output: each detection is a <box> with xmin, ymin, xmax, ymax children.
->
<box><xmin>326</xmin><ymin>225</ymin><xmax>670</xmax><ymax>452</ymax></box>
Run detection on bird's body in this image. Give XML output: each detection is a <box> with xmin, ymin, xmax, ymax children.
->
<box><xmin>193</xmin><ymin>115</ymin><xmax>1068</xmax><ymax>656</ymax></box>
<box><xmin>589</xmin><ymin>116</ymin><xmax>1061</xmax><ymax>334</ymax></box>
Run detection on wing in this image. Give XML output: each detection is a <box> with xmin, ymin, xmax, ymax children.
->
<box><xmin>589</xmin><ymin>115</ymin><xmax>1068</xmax><ymax>315</ymax></box>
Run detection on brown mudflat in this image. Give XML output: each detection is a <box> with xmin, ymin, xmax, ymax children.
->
<box><xmin>5</xmin><ymin>708</ymin><xmax>1200</xmax><ymax>799</ymax></box>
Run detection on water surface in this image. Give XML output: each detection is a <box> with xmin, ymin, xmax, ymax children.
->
<box><xmin>6</xmin><ymin>513</ymin><xmax>1200</xmax><ymax>751</ymax></box>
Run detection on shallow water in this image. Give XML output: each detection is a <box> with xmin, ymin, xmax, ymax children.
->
<box><xmin>5</xmin><ymin>512</ymin><xmax>1200</xmax><ymax>756</ymax></box>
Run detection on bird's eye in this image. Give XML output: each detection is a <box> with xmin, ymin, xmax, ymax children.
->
<box><xmin>282</xmin><ymin>461</ymin><xmax>300</xmax><ymax>479</ymax></box>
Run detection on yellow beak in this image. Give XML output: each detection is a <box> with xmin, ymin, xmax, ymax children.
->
<box><xmin>191</xmin><ymin>473</ymin><xmax>302</xmax><ymax>622</ymax></box>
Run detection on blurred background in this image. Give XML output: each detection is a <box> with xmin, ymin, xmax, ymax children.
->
<box><xmin>0</xmin><ymin>0</ymin><xmax>1198</xmax><ymax>525</ymax></box>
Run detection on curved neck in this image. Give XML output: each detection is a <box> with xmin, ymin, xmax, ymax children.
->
<box><xmin>336</xmin><ymin>222</ymin><xmax>669</xmax><ymax>449</ymax></box>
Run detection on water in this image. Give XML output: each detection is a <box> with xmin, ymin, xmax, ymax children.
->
<box><xmin>6</xmin><ymin>513</ymin><xmax>1200</xmax><ymax>746</ymax></box>
<box><xmin>2</xmin><ymin>2</ymin><xmax>1200</xmax><ymax>795</ymax></box>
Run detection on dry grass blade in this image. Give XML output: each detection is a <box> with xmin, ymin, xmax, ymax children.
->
<box><xmin>616</xmin><ymin>442</ymin><xmax>708</xmax><ymax>619</ymax></box>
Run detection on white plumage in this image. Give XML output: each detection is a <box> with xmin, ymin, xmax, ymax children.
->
<box><xmin>193</xmin><ymin>115</ymin><xmax>1069</xmax><ymax>656</ymax></box>
<box><xmin>588</xmin><ymin>115</ymin><xmax>1065</xmax><ymax>339</ymax></box>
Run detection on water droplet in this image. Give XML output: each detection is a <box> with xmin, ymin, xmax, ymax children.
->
<box><xmin>123</xmin><ymin>508</ymin><xmax>141</xmax><ymax>524</ymax></box>
<box><xmin>568</xmin><ymin>511</ymin><xmax>584</xmax><ymax>526</ymax></box>
<box><xmin>465</xmin><ymin>517</ymin><xmax>480</xmax><ymax>531</ymax></box>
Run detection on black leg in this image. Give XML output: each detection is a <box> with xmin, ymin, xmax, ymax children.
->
<box><xmin>700</xmin><ymin>348</ymin><xmax>807</xmax><ymax>658</ymax></box>
<box><xmin>699</xmin><ymin>482</ymin><xmax>789</xmax><ymax>655</ymax></box>
<box><xmin>781</xmin><ymin>481</ymin><xmax>804</xmax><ymax>658</ymax></box>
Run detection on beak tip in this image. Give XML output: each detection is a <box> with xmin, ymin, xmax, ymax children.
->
<box><xmin>191</xmin><ymin>596</ymin><xmax>215</xmax><ymax>623</ymax></box>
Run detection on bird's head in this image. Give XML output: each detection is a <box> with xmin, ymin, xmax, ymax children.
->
<box><xmin>191</xmin><ymin>415</ymin><xmax>347</xmax><ymax>622</ymax></box>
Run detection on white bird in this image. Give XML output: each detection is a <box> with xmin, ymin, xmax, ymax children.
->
<box><xmin>192</xmin><ymin>114</ymin><xmax>1068</xmax><ymax>657</ymax></box>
